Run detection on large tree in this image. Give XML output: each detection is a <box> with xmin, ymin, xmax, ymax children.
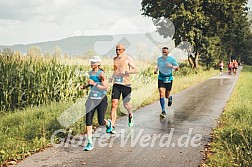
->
<box><xmin>142</xmin><ymin>0</ymin><xmax>207</xmax><ymax>68</ymax></box>
<box><xmin>203</xmin><ymin>0</ymin><xmax>250</xmax><ymax>62</ymax></box>
<box><xmin>141</xmin><ymin>0</ymin><xmax>251</xmax><ymax>67</ymax></box>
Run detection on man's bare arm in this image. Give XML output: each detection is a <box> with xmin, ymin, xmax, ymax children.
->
<box><xmin>127</xmin><ymin>56</ymin><xmax>138</xmax><ymax>74</ymax></box>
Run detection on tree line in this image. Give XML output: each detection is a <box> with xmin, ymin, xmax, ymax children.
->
<box><xmin>141</xmin><ymin>0</ymin><xmax>252</xmax><ymax>67</ymax></box>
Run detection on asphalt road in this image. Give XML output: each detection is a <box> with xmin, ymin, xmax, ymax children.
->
<box><xmin>15</xmin><ymin>67</ymin><xmax>241</xmax><ymax>167</ymax></box>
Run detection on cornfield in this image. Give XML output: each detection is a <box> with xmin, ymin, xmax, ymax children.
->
<box><xmin>0</xmin><ymin>50</ymin><xmax>88</xmax><ymax>111</ymax></box>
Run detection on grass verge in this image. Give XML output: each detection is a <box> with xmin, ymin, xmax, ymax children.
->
<box><xmin>203</xmin><ymin>66</ymin><xmax>252</xmax><ymax>167</ymax></box>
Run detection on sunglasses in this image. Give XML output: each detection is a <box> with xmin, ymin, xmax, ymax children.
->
<box><xmin>116</xmin><ymin>49</ymin><xmax>122</xmax><ymax>51</ymax></box>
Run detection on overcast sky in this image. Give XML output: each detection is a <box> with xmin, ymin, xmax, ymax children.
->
<box><xmin>0</xmin><ymin>0</ymin><xmax>252</xmax><ymax>45</ymax></box>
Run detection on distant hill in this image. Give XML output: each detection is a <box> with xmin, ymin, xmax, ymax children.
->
<box><xmin>0</xmin><ymin>35</ymin><xmax>118</xmax><ymax>56</ymax></box>
<box><xmin>0</xmin><ymin>33</ymin><xmax>176</xmax><ymax>59</ymax></box>
<box><xmin>1</xmin><ymin>11</ymin><xmax>252</xmax><ymax>57</ymax></box>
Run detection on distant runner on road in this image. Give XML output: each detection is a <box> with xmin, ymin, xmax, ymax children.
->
<box><xmin>107</xmin><ymin>44</ymin><xmax>138</xmax><ymax>134</ymax></box>
<box><xmin>219</xmin><ymin>61</ymin><xmax>224</xmax><ymax>76</ymax></box>
<box><xmin>228</xmin><ymin>61</ymin><xmax>233</xmax><ymax>76</ymax></box>
<box><xmin>232</xmin><ymin>59</ymin><xmax>239</xmax><ymax>75</ymax></box>
<box><xmin>154</xmin><ymin>47</ymin><xmax>179</xmax><ymax>118</ymax></box>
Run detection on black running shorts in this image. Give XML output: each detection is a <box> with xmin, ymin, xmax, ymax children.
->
<box><xmin>111</xmin><ymin>84</ymin><xmax>131</xmax><ymax>103</ymax></box>
<box><xmin>158</xmin><ymin>79</ymin><xmax>173</xmax><ymax>91</ymax></box>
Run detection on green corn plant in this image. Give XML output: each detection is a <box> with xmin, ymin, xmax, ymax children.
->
<box><xmin>0</xmin><ymin>50</ymin><xmax>89</xmax><ymax>111</ymax></box>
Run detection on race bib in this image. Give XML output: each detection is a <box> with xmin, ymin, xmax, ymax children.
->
<box><xmin>163</xmin><ymin>76</ymin><xmax>173</xmax><ymax>83</ymax></box>
<box><xmin>115</xmin><ymin>76</ymin><xmax>123</xmax><ymax>83</ymax></box>
<box><xmin>90</xmin><ymin>90</ymin><xmax>103</xmax><ymax>99</ymax></box>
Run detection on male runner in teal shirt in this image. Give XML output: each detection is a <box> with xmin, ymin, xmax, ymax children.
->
<box><xmin>154</xmin><ymin>47</ymin><xmax>179</xmax><ymax>118</ymax></box>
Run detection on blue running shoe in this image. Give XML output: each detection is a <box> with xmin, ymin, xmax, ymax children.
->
<box><xmin>83</xmin><ymin>143</ymin><xmax>94</xmax><ymax>151</ymax></box>
<box><xmin>106</xmin><ymin>119</ymin><xmax>112</xmax><ymax>133</ymax></box>
<box><xmin>110</xmin><ymin>126</ymin><xmax>116</xmax><ymax>134</ymax></box>
<box><xmin>168</xmin><ymin>95</ymin><xmax>173</xmax><ymax>106</ymax></box>
<box><xmin>128</xmin><ymin>114</ymin><xmax>134</xmax><ymax>127</ymax></box>
<box><xmin>106</xmin><ymin>120</ymin><xmax>116</xmax><ymax>134</ymax></box>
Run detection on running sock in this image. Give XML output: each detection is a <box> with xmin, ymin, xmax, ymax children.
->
<box><xmin>87</xmin><ymin>136</ymin><xmax>93</xmax><ymax>144</ymax></box>
<box><xmin>160</xmin><ymin>98</ymin><xmax>165</xmax><ymax>111</ymax></box>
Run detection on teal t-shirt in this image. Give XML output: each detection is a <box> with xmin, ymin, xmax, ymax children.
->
<box><xmin>88</xmin><ymin>69</ymin><xmax>106</xmax><ymax>99</ymax></box>
<box><xmin>157</xmin><ymin>55</ymin><xmax>178</xmax><ymax>80</ymax></box>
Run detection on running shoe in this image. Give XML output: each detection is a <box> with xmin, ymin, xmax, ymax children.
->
<box><xmin>106</xmin><ymin>119</ymin><xmax>112</xmax><ymax>133</ymax></box>
<box><xmin>110</xmin><ymin>126</ymin><xmax>116</xmax><ymax>134</ymax></box>
<box><xmin>83</xmin><ymin>143</ymin><xmax>94</xmax><ymax>151</ymax></box>
<box><xmin>160</xmin><ymin>111</ymin><xmax>166</xmax><ymax>118</ymax></box>
<box><xmin>128</xmin><ymin>114</ymin><xmax>134</xmax><ymax>127</ymax></box>
<box><xmin>168</xmin><ymin>95</ymin><xmax>173</xmax><ymax>106</ymax></box>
